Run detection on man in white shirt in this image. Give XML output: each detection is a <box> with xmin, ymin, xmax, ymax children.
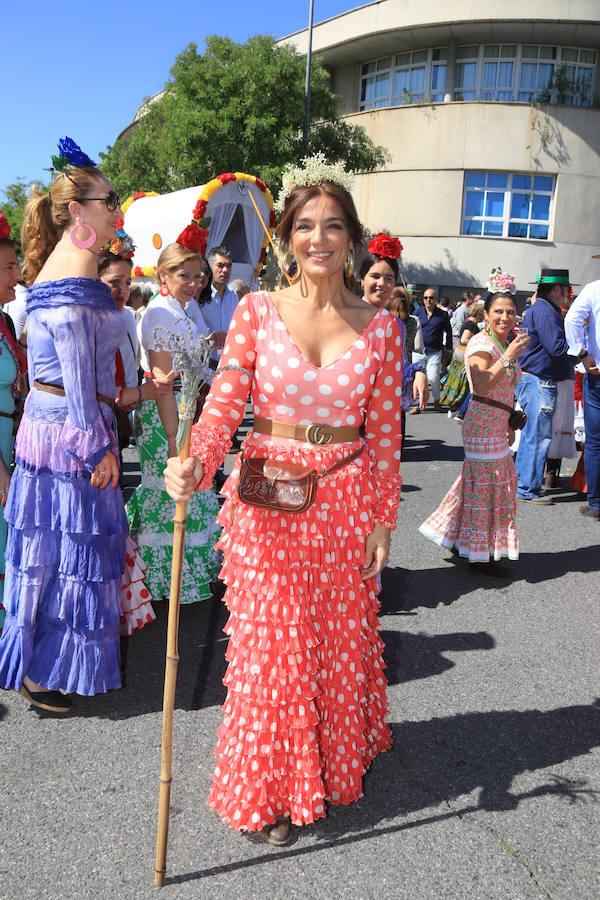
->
<box><xmin>201</xmin><ymin>245</ymin><xmax>239</xmax><ymax>358</ymax></box>
<box><xmin>565</xmin><ymin>278</ymin><xmax>600</xmax><ymax>520</ymax></box>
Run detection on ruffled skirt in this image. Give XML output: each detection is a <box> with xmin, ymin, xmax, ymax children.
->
<box><xmin>419</xmin><ymin>454</ymin><xmax>519</xmax><ymax>562</ymax></box>
<box><xmin>208</xmin><ymin>438</ymin><xmax>392</xmax><ymax>832</ymax></box>
<box><xmin>126</xmin><ymin>400</ymin><xmax>220</xmax><ymax>604</ymax></box>
<box><xmin>120</xmin><ymin>535</ymin><xmax>156</xmax><ymax>636</ymax></box>
<box><xmin>0</xmin><ymin>412</ymin><xmax>127</xmax><ymax>695</ymax></box>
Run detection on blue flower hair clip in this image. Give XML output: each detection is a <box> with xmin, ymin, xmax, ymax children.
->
<box><xmin>48</xmin><ymin>136</ymin><xmax>97</xmax><ymax>174</ymax></box>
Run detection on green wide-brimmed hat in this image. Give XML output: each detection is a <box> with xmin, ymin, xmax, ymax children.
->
<box><xmin>529</xmin><ymin>267</ymin><xmax>572</xmax><ymax>285</ymax></box>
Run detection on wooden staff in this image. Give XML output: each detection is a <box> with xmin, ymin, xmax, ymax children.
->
<box><xmin>154</xmin><ymin>422</ymin><xmax>193</xmax><ymax>887</ymax></box>
<box><xmin>246</xmin><ymin>187</ymin><xmax>293</xmax><ymax>286</ymax></box>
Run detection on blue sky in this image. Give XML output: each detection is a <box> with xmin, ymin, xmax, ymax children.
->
<box><xmin>3</xmin><ymin>0</ymin><xmax>365</xmax><ymax>191</ymax></box>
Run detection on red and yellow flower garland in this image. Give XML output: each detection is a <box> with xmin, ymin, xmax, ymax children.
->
<box><xmin>192</xmin><ymin>172</ymin><xmax>275</xmax><ymax>276</ymax></box>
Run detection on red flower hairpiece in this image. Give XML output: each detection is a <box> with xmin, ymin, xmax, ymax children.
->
<box><xmin>177</xmin><ymin>222</ymin><xmax>209</xmax><ymax>256</ymax></box>
<box><xmin>368</xmin><ymin>232</ymin><xmax>403</xmax><ymax>260</ymax></box>
<box><xmin>0</xmin><ymin>211</ymin><xmax>11</xmax><ymax>240</ymax></box>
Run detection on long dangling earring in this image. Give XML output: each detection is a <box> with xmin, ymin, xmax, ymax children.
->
<box><xmin>344</xmin><ymin>250</ymin><xmax>355</xmax><ymax>281</ymax></box>
<box><xmin>70</xmin><ymin>216</ymin><xmax>97</xmax><ymax>250</ymax></box>
<box><xmin>159</xmin><ymin>282</ymin><xmax>170</xmax><ymax>297</ymax></box>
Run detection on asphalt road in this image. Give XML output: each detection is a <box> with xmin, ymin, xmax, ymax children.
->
<box><xmin>0</xmin><ymin>410</ymin><xmax>598</xmax><ymax>900</ymax></box>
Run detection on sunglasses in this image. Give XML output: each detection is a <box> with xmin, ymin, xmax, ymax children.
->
<box><xmin>76</xmin><ymin>190</ymin><xmax>121</xmax><ymax>212</ymax></box>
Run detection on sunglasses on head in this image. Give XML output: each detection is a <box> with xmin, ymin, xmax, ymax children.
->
<box><xmin>75</xmin><ymin>190</ymin><xmax>121</xmax><ymax>212</ymax></box>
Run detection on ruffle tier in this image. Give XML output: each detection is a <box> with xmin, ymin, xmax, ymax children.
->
<box><xmin>419</xmin><ymin>455</ymin><xmax>519</xmax><ymax>562</ymax></box>
<box><xmin>0</xmin><ymin>437</ymin><xmax>127</xmax><ymax>694</ymax></box>
<box><xmin>120</xmin><ymin>536</ymin><xmax>156</xmax><ymax>636</ymax></box>
<box><xmin>126</xmin><ymin>486</ymin><xmax>220</xmax><ymax>605</ymax></box>
<box><xmin>207</xmin><ymin>439</ymin><xmax>392</xmax><ymax>832</ymax></box>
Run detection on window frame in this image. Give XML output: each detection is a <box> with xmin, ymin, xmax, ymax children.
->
<box><xmin>358</xmin><ymin>44</ymin><xmax>596</xmax><ymax>110</ymax></box>
<box><xmin>461</xmin><ymin>171</ymin><xmax>555</xmax><ymax>241</ymax></box>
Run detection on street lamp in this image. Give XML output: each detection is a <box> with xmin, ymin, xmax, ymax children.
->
<box><xmin>303</xmin><ymin>0</ymin><xmax>315</xmax><ymax>146</ymax></box>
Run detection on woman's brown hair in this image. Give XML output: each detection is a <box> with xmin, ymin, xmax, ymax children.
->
<box><xmin>21</xmin><ymin>167</ymin><xmax>107</xmax><ymax>284</ymax></box>
<box><xmin>277</xmin><ymin>182</ymin><xmax>364</xmax><ymax>288</ymax></box>
<box><xmin>387</xmin><ymin>286</ymin><xmax>411</xmax><ymax>320</ymax></box>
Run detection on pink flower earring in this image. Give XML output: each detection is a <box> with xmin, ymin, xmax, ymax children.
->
<box><xmin>71</xmin><ymin>216</ymin><xmax>97</xmax><ymax>250</ymax></box>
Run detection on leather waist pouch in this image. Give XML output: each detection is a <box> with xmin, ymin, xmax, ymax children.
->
<box><xmin>238</xmin><ymin>446</ymin><xmax>363</xmax><ymax>514</ymax></box>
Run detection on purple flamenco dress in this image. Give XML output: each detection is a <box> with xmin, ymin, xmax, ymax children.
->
<box><xmin>0</xmin><ymin>278</ymin><xmax>128</xmax><ymax>695</ymax></box>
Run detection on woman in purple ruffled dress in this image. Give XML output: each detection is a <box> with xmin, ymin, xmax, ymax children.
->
<box><xmin>0</xmin><ymin>141</ymin><xmax>127</xmax><ymax>714</ymax></box>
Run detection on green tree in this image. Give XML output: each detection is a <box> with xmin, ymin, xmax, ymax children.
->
<box><xmin>101</xmin><ymin>36</ymin><xmax>389</xmax><ymax>196</ymax></box>
<box><xmin>0</xmin><ymin>178</ymin><xmax>47</xmax><ymax>254</ymax></box>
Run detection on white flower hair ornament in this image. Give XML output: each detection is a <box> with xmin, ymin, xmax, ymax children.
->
<box><xmin>275</xmin><ymin>152</ymin><xmax>355</xmax><ymax>213</ymax></box>
<box><xmin>486</xmin><ymin>267</ymin><xmax>517</xmax><ymax>295</ymax></box>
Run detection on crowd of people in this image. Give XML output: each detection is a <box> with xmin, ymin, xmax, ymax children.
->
<box><xmin>0</xmin><ymin>138</ymin><xmax>598</xmax><ymax>849</ymax></box>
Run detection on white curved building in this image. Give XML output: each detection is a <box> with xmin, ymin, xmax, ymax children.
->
<box><xmin>282</xmin><ymin>0</ymin><xmax>600</xmax><ymax>297</ymax></box>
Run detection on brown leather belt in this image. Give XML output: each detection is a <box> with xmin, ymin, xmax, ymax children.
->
<box><xmin>472</xmin><ymin>395</ymin><xmax>513</xmax><ymax>415</ymax></box>
<box><xmin>253</xmin><ymin>416</ymin><xmax>360</xmax><ymax>445</ymax></box>
<box><xmin>34</xmin><ymin>380</ymin><xmax>115</xmax><ymax>407</ymax></box>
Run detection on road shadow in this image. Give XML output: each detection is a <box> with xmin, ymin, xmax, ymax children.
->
<box><xmin>166</xmin><ymin>699</ymin><xmax>600</xmax><ymax>884</ymax></box>
<box><xmin>382</xmin><ymin>629</ymin><xmax>495</xmax><ymax>685</ymax></box>
<box><xmin>402</xmin><ymin>436</ymin><xmax>464</xmax><ymax>463</ymax></box>
<box><xmin>382</xmin><ymin>540</ymin><xmax>600</xmax><ymax>614</ymax></box>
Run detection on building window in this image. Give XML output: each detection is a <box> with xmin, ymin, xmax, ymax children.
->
<box><xmin>455</xmin><ymin>46</ymin><xmax>479</xmax><ymax>100</ymax></box>
<box><xmin>462</xmin><ymin>172</ymin><xmax>554</xmax><ymax>240</ymax></box>
<box><xmin>360</xmin><ymin>48</ymin><xmax>447</xmax><ymax>109</ymax></box>
<box><xmin>359</xmin><ymin>44</ymin><xmax>596</xmax><ymax>109</ymax></box>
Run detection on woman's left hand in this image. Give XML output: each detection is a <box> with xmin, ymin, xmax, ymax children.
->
<box><xmin>361</xmin><ymin>524</ymin><xmax>391</xmax><ymax>580</ymax></box>
<box><xmin>413</xmin><ymin>371</ymin><xmax>429</xmax><ymax>411</ymax></box>
<box><xmin>0</xmin><ymin>462</ymin><xmax>10</xmax><ymax>507</ymax></box>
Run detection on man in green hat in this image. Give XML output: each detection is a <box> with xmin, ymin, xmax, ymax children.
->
<box><xmin>515</xmin><ymin>269</ymin><xmax>575</xmax><ymax>504</ymax></box>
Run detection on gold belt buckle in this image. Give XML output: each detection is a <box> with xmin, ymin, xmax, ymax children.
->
<box><xmin>305</xmin><ymin>423</ymin><xmax>334</xmax><ymax>445</ymax></box>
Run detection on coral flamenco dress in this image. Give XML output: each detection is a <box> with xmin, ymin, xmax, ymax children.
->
<box><xmin>419</xmin><ymin>330</ymin><xmax>520</xmax><ymax>561</ymax></box>
<box><xmin>189</xmin><ymin>291</ymin><xmax>403</xmax><ymax>832</ymax></box>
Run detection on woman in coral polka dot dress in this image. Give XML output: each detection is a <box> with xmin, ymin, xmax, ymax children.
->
<box><xmin>164</xmin><ymin>162</ymin><xmax>403</xmax><ymax>846</ymax></box>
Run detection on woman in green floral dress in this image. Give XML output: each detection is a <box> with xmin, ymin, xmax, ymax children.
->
<box><xmin>126</xmin><ymin>244</ymin><xmax>220</xmax><ymax>603</ymax></box>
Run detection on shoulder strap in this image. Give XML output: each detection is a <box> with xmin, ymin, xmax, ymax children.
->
<box><xmin>321</xmin><ymin>445</ymin><xmax>364</xmax><ymax>478</ymax></box>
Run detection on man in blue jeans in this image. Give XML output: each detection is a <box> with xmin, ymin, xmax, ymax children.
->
<box><xmin>414</xmin><ymin>288</ymin><xmax>453</xmax><ymax>410</ymax></box>
<box><xmin>565</xmin><ymin>275</ymin><xmax>600</xmax><ymax>520</ymax></box>
<box><xmin>515</xmin><ymin>269</ymin><xmax>575</xmax><ymax>505</ymax></box>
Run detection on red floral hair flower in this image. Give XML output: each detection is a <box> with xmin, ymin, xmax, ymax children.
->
<box><xmin>368</xmin><ymin>232</ymin><xmax>403</xmax><ymax>260</ymax></box>
<box><xmin>0</xmin><ymin>211</ymin><xmax>11</xmax><ymax>240</ymax></box>
<box><xmin>177</xmin><ymin>222</ymin><xmax>209</xmax><ymax>256</ymax></box>
<box><xmin>134</xmin><ymin>266</ymin><xmax>143</xmax><ymax>277</ymax></box>
<box><xmin>218</xmin><ymin>173</ymin><xmax>237</xmax><ymax>185</ymax></box>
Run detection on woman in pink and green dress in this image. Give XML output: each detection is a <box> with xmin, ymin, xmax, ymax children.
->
<box><xmin>419</xmin><ymin>291</ymin><xmax>530</xmax><ymax>568</ymax></box>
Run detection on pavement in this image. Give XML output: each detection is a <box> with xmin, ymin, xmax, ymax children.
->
<box><xmin>0</xmin><ymin>409</ymin><xmax>598</xmax><ymax>900</ymax></box>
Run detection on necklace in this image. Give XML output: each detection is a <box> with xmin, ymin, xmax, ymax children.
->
<box><xmin>485</xmin><ymin>325</ymin><xmax>514</xmax><ymax>376</ymax></box>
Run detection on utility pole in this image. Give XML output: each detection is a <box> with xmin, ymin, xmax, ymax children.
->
<box><xmin>303</xmin><ymin>0</ymin><xmax>315</xmax><ymax>146</ymax></box>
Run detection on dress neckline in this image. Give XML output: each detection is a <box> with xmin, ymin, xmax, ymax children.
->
<box><xmin>263</xmin><ymin>291</ymin><xmax>385</xmax><ymax>371</ymax></box>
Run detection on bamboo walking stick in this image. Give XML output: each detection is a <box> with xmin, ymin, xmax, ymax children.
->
<box><xmin>154</xmin><ymin>424</ymin><xmax>192</xmax><ymax>888</ymax></box>
<box><xmin>152</xmin><ymin>326</ymin><xmax>214</xmax><ymax>887</ymax></box>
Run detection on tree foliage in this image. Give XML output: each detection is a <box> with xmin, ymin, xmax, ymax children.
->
<box><xmin>101</xmin><ymin>36</ymin><xmax>389</xmax><ymax>196</ymax></box>
<box><xmin>0</xmin><ymin>178</ymin><xmax>48</xmax><ymax>255</ymax></box>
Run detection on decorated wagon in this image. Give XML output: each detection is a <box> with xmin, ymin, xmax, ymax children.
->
<box><xmin>122</xmin><ymin>172</ymin><xmax>275</xmax><ymax>286</ymax></box>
